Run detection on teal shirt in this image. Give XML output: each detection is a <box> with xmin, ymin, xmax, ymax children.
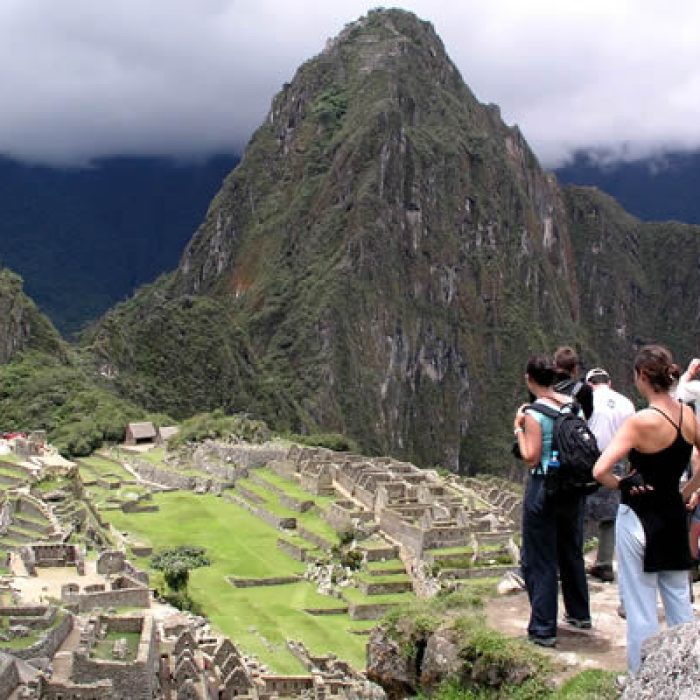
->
<box><xmin>526</xmin><ymin>403</ymin><xmax>555</xmax><ymax>472</ymax></box>
<box><xmin>526</xmin><ymin>400</ymin><xmax>583</xmax><ymax>472</ymax></box>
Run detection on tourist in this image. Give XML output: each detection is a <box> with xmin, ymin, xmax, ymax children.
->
<box><xmin>584</xmin><ymin>367</ymin><xmax>635</xmax><ymax>582</ymax></box>
<box><xmin>553</xmin><ymin>346</ymin><xmax>594</xmax><ymax>419</ymax></box>
<box><xmin>513</xmin><ymin>353</ymin><xmax>591</xmax><ymax>648</ymax></box>
<box><xmin>676</xmin><ymin>358</ymin><xmax>700</xmax><ymax>577</ymax></box>
<box><xmin>593</xmin><ymin>344</ymin><xmax>700</xmax><ymax>674</ymax></box>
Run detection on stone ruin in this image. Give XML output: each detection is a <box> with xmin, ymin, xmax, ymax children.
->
<box><xmin>59</xmin><ymin>552</ymin><xmax>150</xmax><ymax>612</ymax></box>
<box><xmin>20</xmin><ymin>542</ymin><xmax>86</xmax><ymax>576</ymax></box>
<box><xmin>272</xmin><ymin>447</ymin><xmax>519</xmax><ymax>561</ymax></box>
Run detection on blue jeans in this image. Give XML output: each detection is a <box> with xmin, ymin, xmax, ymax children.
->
<box><xmin>616</xmin><ymin>505</ymin><xmax>693</xmax><ymax>673</ymax></box>
<box><xmin>521</xmin><ymin>476</ymin><xmax>590</xmax><ymax>638</ymax></box>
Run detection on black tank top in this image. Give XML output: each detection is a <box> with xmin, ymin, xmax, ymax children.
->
<box><xmin>624</xmin><ymin>404</ymin><xmax>693</xmax><ymax>571</ymax></box>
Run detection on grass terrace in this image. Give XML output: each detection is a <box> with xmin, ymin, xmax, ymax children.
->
<box><xmin>365</xmin><ymin>559</ymin><xmax>405</xmax><ymax>573</ymax></box>
<box><xmin>31</xmin><ymin>476</ymin><xmax>71</xmax><ymax>493</ymax></box>
<box><xmin>103</xmin><ymin>491</ymin><xmax>382</xmax><ymax>672</ymax></box>
<box><xmin>91</xmin><ymin>629</ymin><xmax>140</xmax><ymax>662</ymax></box>
<box><xmin>0</xmin><ymin>609</ymin><xmax>67</xmax><ymax>652</ymax></box>
<box><xmin>341</xmin><ymin>586</ymin><xmax>415</xmax><ymax>606</ymax></box>
<box><xmin>254</xmin><ymin>467</ymin><xmax>336</xmax><ymax>509</ymax></box>
<box><xmin>79</xmin><ymin>454</ymin><xmax>132</xmax><ymax>481</ymax></box>
<box><xmin>233</xmin><ymin>477</ymin><xmax>340</xmax><ymax>547</ymax></box>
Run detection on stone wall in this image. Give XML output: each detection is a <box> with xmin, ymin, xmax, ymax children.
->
<box><xmin>8</xmin><ymin>605</ymin><xmax>57</xmax><ymax>630</ymax></box>
<box><xmin>72</xmin><ymin>614</ymin><xmax>158</xmax><ymax>700</ymax></box>
<box><xmin>16</xmin><ymin>495</ymin><xmax>48</xmax><ymax>522</ymax></box>
<box><xmin>129</xmin><ymin>459</ymin><xmax>193</xmax><ymax>490</ymax></box>
<box><xmin>228</xmin><ymin>576</ymin><xmax>300</xmax><ymax>588</ymax></box>
<box><xmin>43</xmin><ymin>679</ymin><xmax>113</xmax><ymax>699</ymax></box>
<box><xmin>261</xmin><ymin>674</ymin><xmax>314</xmax><ymax>695</ymax></box>
<box><xmin>348</xmin><ymin>602</ymin><xmax>398</xmax><ymax>620</ymax></box>
<box><xmin>423</xmin><ymin>526</ymin><xmax>470</xmax><ymax>550</ymax></box>
<box><xmin>324</xmin><ymin>502</ymin><xmax>374</xmax><ymax>532</ymax></box>
<box><xmin>235</xmin><ymin>483</ymin><xmax>265</xmax><ymax>505</ymax></box>
<box><xmin>359</xmin><ymin>544</ymin><xmax>399</xmax><ymax>562</ymax></box>
<box><xmin>97</xmin><ymin>550</ymin><xmax>125</xmax><ymax>575</ymax></box>
<box><xmin>213</xmin><ymin>444</ymin><xmax>289</xmax><ymax>469</ymax></box>
<box><xmin>378</xmin><ymin>510</ymin><xmax>424</xmax><ymax>553</ymax></box>
<box><xmin>120</xmin><ymin>499</ymin><xmax>159</xmax><ymax>513</ymax></box>
<box><xmin>358</xmin><ymin>580</ymin><xmax>413</xmax><ymax>595</ymax></box>
<box><xmin>78</xmin><ymin>587</ymin><xmax>150</xmax><ymax>612</ymax></box>
<box><xmin>0</xmin><ymin>653</ymin><xmax>20</xmax><ymax>700</ymax></box>
<box><xmin>223</xmin><ymin>493</ymin><xmax>296</xmax><ymax>530</ymax></box>
<box><xmin>279</xmin><ymin>493</ymin><xmax>314</xmax><ymax>513</ymax></box>
<box><xmin>277</xmin><ymin>538</ymin><xmax>310</xmax><ymax>562</ymax></box>
<box><xmin>268</xmin><ymin>459</ymin><xmax>298</xmax><ymax>479</ymax></box>
<box><xmin>1</xmin><ymin>610</ymin><xmax>73</xmax><ymax>660</ymax></box>
<box><xmin>296</xmin><ymin>526</ymin><xmax>333</xmax><ymax>552</ymax></box>
<box><xmin>124</xmin><ymin>560</ymin><xmax>149</xmax><ymax>586</ymax></box>
<box><xmin>0</xmin><ymin>499</ymin><xmax>11</xmax><ymax>534</ymax></box>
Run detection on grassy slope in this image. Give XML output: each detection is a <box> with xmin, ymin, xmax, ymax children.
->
<box><xmin>104</xmin><ymin>492</ymin><xmax>375</xmax><ymax>672</ymax></box>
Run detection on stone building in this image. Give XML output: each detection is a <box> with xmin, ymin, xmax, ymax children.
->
<box><xmin>125</xmin><ymin>422</ymin><xmax>157</xmax><ymax>446</ymax></box>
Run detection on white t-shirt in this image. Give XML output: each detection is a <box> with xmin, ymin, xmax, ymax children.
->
<box><xmin>676</xmin><ymin>377</ymin><xmax>700</xmax><ymax>418</ymax></box>
<box><xmin>588</xmin><ymin>385</ymin><xmax>635</xmax><ymax>451</ymax></box>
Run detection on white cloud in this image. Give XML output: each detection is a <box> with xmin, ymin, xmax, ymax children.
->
<box><xmin>1</xmin><ymin>0</ymin><xmax>699</xmax><ymax>167</ymax></box>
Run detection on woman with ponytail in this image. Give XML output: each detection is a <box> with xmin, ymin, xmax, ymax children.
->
<box><xmin>593</xmin><ymin>344</ymin><xmax>700</xmax><ymax>673</ymax></box>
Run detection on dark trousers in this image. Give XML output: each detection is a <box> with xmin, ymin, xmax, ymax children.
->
<box><xmin>521</xmin><ymin>475</ymin><xmax>590</xmax><ymax>638</ymax></box>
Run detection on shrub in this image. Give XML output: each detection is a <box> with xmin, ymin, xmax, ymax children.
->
<box><xmin>168</xmin><ymin>410</ymin><xmax>270</xmax><ymax>448</ymax></box>
<box><xmin>288</xmin><ymin>432</ymin><xmax>358</xmax><ymax>452</ymax></box>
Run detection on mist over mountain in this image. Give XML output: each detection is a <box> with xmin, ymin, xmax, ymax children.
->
<box><xmin>4</xmin><ymin>8</ymin><xmax>700</xmax><ymax>474</ymax></box>
<box><xmin>555</xmin><ymin>149</ymin><xmax>700</xmax><ymax>225</ymax></box>
<box><xmin>0</xmin><ymin>154</ymin><xmax>238</xmax><ymax>335</ymax></box>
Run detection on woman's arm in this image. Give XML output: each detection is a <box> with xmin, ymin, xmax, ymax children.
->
<box><xmin>593</xmin><ymin>418</ymin><xmax>637</xmax><ymax>489</ymax></box>
<box><xmin>513</xmin><ymin>404</ymin><xmax>543</xmax><ymax>469</ymax></box>
<box><xmin>682</xmin><ymin>446</ymin><xmax>700</xmax><ymax>504</ymax></box>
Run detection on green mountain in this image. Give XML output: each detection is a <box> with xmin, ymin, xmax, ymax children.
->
<box><xmin>0</xmin><ymin>266</ymin><xmax>65</xmax><ymax>364</ymax></box>
<box><xmin>85</xmin><ymin>9</ymin><xmax>700</xmax><ymax>472</ymax></box>
<box><xmin>0</xmin><ymin>265</ymin><xmax>167</xmax><ymax>455</ymax></box>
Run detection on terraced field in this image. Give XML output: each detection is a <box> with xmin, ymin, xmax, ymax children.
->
<box><xmin>103</xmin><ymin>468</ymin><xmax>417</xmax><ymax>673</ymax></box>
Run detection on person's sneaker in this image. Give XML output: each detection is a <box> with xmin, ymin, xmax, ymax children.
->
<box><xmin>586</xmin><ymin>564</ymin><xmax>614</xmax><ymax>582</ymax></box>
<box><xmin>528</xmin><ymin>635</ymin><xmax>557</xmax><ymax>648</ymax></box>
<box><xmin>510</xmin><ymin>569</ymin><xmax>526</xmax><ymax>589</ymax></box>
<box><xmin>564</xmin><ymin>615</ymin><xmax>592</xmax><ymax>629</ymax></box>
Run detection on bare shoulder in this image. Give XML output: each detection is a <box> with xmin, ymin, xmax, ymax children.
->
<box><xmin>627</xmin><ymin>408</ymin><xmax>658</xmax><ymax>433</ymax></box>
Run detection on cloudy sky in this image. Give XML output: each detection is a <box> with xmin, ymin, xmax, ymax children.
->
<box><xmin>1</xmin><ymin>0</ymin><xmax>699</xmax><ymax>168</ymax></box>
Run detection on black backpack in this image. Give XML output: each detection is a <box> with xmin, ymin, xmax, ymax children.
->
<box><xmin>528</xmin><ymin>402</ymin><xmax>601</xmax><ymax>499</ymax></box>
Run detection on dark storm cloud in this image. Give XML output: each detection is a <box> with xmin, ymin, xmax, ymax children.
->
<box><xmin>1</xmin><ymin>0</ymin><xmax>699</xmax><ymax>167</ymax></box>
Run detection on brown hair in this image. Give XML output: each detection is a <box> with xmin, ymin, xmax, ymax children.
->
<box><xmin>554</xmin><ymin>346</ymin><xmax>578</xmax><ymax>375</ymax></box>
<box><xmin>634</xmin><ymin>344</ymin><xmax>681</xmax><ymax>392</ymax></box>
<box><xmin>526</xmin><ymin>354</ymin><xmax>556</xmax><ymax>387</ymax></box>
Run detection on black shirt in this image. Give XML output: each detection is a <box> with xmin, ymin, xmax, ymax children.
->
<box><xmin>554</xmin><ymin>373</ymin><xmax>594</xmax><ymax>420</ymax></box>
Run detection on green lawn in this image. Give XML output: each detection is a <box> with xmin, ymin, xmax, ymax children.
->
<box><xmin>234</xmin><ymin>478</ymin><xmax>340</xmax><ymax>547</ymax></box>
<box><xmin>91</xmin><ymin>630</ymin><xmax>140</xmax><ymax>661</ymax></box>
<box><xmin>103</xmin><ymin>492</ymin><xmax>376</xmax><ymax>672</ymax></box>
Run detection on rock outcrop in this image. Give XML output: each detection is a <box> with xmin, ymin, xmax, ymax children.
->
<box><xmin>0</xmin><ymin>267</ymin><xmax>64</xmax><ymax>364</ymax></box>
<box><xmin>622</xmin><ymin>621</ymin><xmax>700</xmax><ymax>699</ymax></box>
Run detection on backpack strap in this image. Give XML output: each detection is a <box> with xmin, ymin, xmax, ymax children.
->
<box><xmin>526</xmin><ymin>403</ymin><xmax>560</xmax><ymax>420</ymax></box>
<box><xmin>528</xmin><ymin>401</ymin><xmax>581</xmax><ymax>419</ymax></box>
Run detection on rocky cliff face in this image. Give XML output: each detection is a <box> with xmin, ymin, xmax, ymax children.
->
<box><xmin>0</xmin><ymin>267</ymin><xmax>64</xmax><ymax>364</ymax></box>
<box><xmin>87</xmin><ymin>9</ymin><xmax>700</xmax><ymax>472</ymax></box>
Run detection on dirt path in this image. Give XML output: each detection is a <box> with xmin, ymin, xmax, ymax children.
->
<box><xmin>486</xmin><ymin>569</ymin><xmax>700</xmax><ymax>677</ymax></box>
<box><xmin>486</xmin><ymin>577</ymin><xmax>627</xmax><ymax>674</ymax></box>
